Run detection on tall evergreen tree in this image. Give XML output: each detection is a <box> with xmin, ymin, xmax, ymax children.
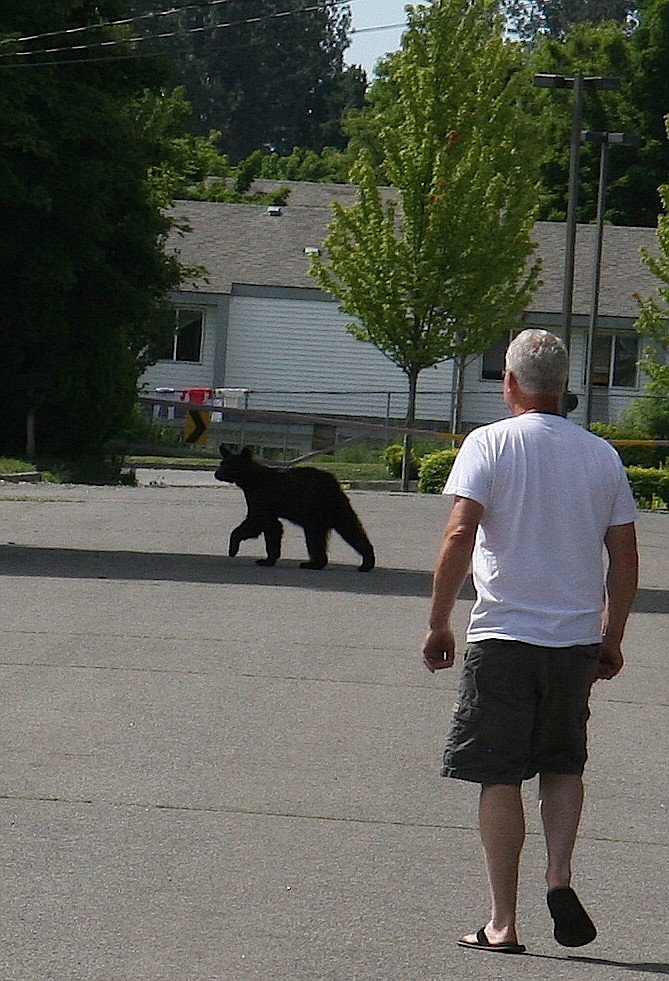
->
<box><xmin>129</xmin><ymin>0</ymin><xmax>366</xmax><ymax>162</ymax></box>
<box><xmin>502</xmin><ymin>0</ymin><xmax>637</xmax><ymax>41</ymax></box>
<box><xmin>626</xmin><ymin>0</ymin><xmax>669</xmax><ymax>225</ymax></box>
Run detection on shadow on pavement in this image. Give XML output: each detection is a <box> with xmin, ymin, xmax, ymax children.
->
<box><xmin>0</xmin><ymin>544</ymin><xmax>442</xmax><ymax>598</ymax></box>
<box><xmin>2</xmin><ymin>545</ymin><xmax>666</xmax><ymax>610</ymax></box>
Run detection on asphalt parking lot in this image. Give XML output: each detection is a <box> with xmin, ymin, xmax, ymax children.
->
<box><xmin>1</xmin><ymin>475</ymin><xmax>667</xmax><ymax>980</ymax></box>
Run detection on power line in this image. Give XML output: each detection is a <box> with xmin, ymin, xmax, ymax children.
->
<box><xmin>1</xmin><ymin>3</ymin><xmax>350</xmax><ymax>59</ymax></box>
<box><xmin>0</xmin><ymin>3</ymin><xmax>406</xmax><ymax>69</ymax></box>
<box><xmin>0</xmin><ymin>0</ymin><xmax>389</xmax><ymax>53</ymax></box>
<box><xmin>2</xmin><ymin>0</ymin><xmax>236</xmax><ymax>45</ymax></box>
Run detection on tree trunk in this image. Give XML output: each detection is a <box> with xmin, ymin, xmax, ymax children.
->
<box><xmin>451</xmin><ymin>354</ymin><xmax>466</xmax><ymax>443</ymax></box>
<box><xmin>401</xmin><ymin>368</ymin><xmax>419</xmax><ymax>492</ymax></box>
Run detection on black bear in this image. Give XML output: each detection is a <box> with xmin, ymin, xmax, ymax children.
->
<box><xmin>214</xmin><ymin>445</ymin><xmax>375</xmax><ymax>572</ymax></box>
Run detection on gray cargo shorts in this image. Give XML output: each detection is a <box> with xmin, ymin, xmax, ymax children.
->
<box><xmin>441</xmin><ymin>639</ymin><xmax>601</xmax><ymax>785</ymax></box>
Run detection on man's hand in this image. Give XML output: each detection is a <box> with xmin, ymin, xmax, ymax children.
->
<box><xmin>596</xmin><ymin>639</ymin><xmax>624</xmax><ymax>680</ymax></box>
<box><xmin>422</xmin><ymin>625</ymin><xmax>457</xmax><ymax>673</ymax></box>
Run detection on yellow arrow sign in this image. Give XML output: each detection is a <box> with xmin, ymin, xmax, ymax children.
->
<box><xmin>183</xmin><ymin>409</ymin><xmax>210</xmax><ymax>446</ymax></box>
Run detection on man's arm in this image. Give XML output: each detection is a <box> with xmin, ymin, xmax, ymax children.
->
<box><xmin>422</xmin><ymin>495</ymin><xmax>483</xmax><ymax>673</ymax></box>
<box><xmin>599</xmin><ymin>522</ymin><xmax>638</xmax><ymax>681</ymax></box>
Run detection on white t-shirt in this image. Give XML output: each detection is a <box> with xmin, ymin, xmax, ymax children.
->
<box><xmin>443</xmin><ymin>412</ymin><xmax>638</xmax><ymax>647</ymax></box>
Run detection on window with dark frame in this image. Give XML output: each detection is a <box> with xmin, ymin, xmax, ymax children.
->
<box><xmin>481</xmin><ymin>331</ymin><xmax>512</xmax><ymax>381</ymax></box>
<box><xmin>589</xmin><ymin>333</ymin><xmax>639</xmax><ymax>389</ymax></box>
<box><xmin>155</xmin><ymin>308</ymin><xmax>204</xmax><ymax>363</ymax></box>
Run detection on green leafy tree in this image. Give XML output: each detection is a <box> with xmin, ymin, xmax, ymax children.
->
<box><xmin>0</xmin><ymin>2</ymin><xmax>187</xmax><ymax>461</ymax></box>
<box><xmin>635</xmin><ymin>168</ymin><xmax>669</xmax><ymax>408</ymax></box>
<box><xmin>311</xmin><ymin>0</ymin><xmax>542</xmax><ymax>489</ymax></box>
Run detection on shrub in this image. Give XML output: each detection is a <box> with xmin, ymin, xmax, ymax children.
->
<box><xmin>625</xmin><ymin>466</ymin><xmax>669</xmax><ymax>509</ymax></box>
<box><xmin>620</xmin><ymin>380</ymin><xmax>669</xmax><ymax>441</ymax></box>
<box><xmin>381</xmin><ymin>443</ymin><xmax>419</xmax><ymax>480</ymax></box>
<box><xmin>417</xmin><ymin>448</ymin><xmax>459</xmax><ymax>494</ymax></box>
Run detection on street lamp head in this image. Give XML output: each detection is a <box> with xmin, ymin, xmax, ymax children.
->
<box><xmin>533</xmin><ymin>73</ymin><xmax>572</xmax><ymax>88</ymax></box>
<box><xmin>581</xmin><ymin>130</ymin><xmax>642</xmax><ymax>147</ymax></box>
<box><xmin>607</xmin><ymin>132</ymin><xmax>642</xmax><ymax>146</ymax></box>
<box><xmin>533</xmin><ymin>73</ymin><xmax>621</xmax><ymax>91</ymax></box>
<box><xmin>586</xmin><ymin>76</ymin><xmax>621</xmax><ymax>90</ymax></box>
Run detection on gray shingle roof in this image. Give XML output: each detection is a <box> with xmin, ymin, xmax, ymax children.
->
<box><xmin>167</xmin><ymin>181</ymin><xmax>662</xmax><ymax>318</ymax></box>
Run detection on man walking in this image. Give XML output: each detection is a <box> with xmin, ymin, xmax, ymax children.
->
<box><xmin>423</xmin><ymin>329</ymin><xmax>638</xmax><ymax>954</ymax></box>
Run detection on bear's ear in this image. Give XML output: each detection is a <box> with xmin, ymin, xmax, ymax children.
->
<box><xmin>240</xmin><ymin>447</ymin><xmax>253</xmax><ymax>461</ymax></box>
<box><xmin>219</xmin><ymin>443</ymin><xmax>231</xmax><ymax>459</ymax></box>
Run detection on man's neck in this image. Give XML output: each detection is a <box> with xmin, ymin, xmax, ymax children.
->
<box><xmin>512</xmin><ymin>397</ymin><xmax>560</xmax><ymax>417</ymax></box>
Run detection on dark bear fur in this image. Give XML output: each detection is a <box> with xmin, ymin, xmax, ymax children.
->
<box><xmin>214</xmin><ymin>445</ymin><xmax>375</xmax><ymax>572</ymax></box>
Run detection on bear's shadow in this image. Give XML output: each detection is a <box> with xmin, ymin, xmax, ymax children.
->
<box><xmin>0</xmin><ymin>543</ymin><xmax>472</xmax><ymax>599</ymax></box>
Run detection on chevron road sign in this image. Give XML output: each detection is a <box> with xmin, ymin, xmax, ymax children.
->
<box><xmin>183</xmin><ymin>410</ymin><xmax>210</xmax><ymax>446</ymax></box>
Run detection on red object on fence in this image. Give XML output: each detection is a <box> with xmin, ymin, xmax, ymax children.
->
<box><xmin>180</xmin><ymin>388</ymin><xmax>213</xmax><ymax>404</ymax></box>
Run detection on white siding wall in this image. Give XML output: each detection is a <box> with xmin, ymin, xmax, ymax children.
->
<box><xmin>225</xmin><ymin>295</ymin><xmax>456</xmax><ymax>424</ymax></box>
<box><xmin>139</xmin><ymin>306</ymin><xmax>217</xmax><ymax>393</ymax></box>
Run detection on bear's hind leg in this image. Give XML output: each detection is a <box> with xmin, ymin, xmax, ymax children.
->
<box><xmin>300</xmin><ymin>524</ymin><xmax>328</xmax><ymax>570</ymax></box>
<box><xmin>257</xmin><ymin>518</ymin><xmax>283</xmax><ymax>567</ymax></box>
<box><xmin>333</xmin><ymin>513</ymin><xmax>375</xmax><ymax>572</ymax></box>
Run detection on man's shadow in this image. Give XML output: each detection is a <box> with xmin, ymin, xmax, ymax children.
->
<box><xmin>527</xmin><ymin>953</ymin><xmax>669</xmax><ymax>974</ymax></box>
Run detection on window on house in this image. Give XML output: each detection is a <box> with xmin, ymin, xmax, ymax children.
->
<box><xmin>589</xmin><ymin>333</ymin><xmax>639</xmax><ymax>388</ymax></box>
<box><xmin>156</xmin><ymin>308</ymin><xmax>204</xmax><ymax>363</ymax></box>
<box><xmin>481</xmin><ymin>331</ymin><xmax>513</xmax><ymax>380</ymax></box>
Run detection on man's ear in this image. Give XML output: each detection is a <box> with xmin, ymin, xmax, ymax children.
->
<box><xmin>240</xmin><ymin>447</ymin><xmax>253</xmax><ymax>460</ymax></box>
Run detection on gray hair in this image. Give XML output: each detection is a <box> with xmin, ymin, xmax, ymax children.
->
<box><xmin>505</xmin><ymin>329</ymin><xmax>569</xmax><ymax>395</ymax></box>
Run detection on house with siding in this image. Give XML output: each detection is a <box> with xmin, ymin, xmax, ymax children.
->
<box><xmin>140</xmin><ymin>180</ymin><xmax>663</xmax><ymax>433</ymax></box>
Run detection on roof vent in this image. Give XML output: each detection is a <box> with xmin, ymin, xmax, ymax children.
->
<box><xmin>267</xmin><ymin>205</ymin><xmax>282</xmax><ymax>217</ymax></box>
<box><xmin>303</xmin><ymin>246</ymin><xmax>321</xmax><ymax>256</ymax></box>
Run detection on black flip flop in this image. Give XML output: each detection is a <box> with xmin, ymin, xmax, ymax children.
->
<box><xmin>458</xmin><ymin>927</ymin><xmax>526</xmax><ymax>954</ymax></box>
<box><xmin>547</xmin><ymin>887</ymin><xmax>597</xmax><ymax>947</ymax></box>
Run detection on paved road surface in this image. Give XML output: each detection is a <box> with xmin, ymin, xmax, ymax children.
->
<box><xmin>1</xmin><ymin>478</ymin><xmax>667</xmax><ymax>979</ymax></box>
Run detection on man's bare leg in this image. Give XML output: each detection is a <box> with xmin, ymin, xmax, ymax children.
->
<box><xmin>539</xmin><ymin>772</ymin><xmax>597</xmax><ymax>945</ymax></box>
<box><xmin>538</xmin><ymin>772</ymin><xmax>584</xmax><ymax>890</ymax></box>
<box><xmin>461</xmin><ymin>784</ymin><xmax>525</xmax><ymax>946</ymax></box>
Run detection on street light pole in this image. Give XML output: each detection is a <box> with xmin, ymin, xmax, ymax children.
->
<box><xmin>582</xmin><ymin>131</ymin><xmax>641</xmax><ymax>427</ymax></box>
<box><xmin>533</xmin><ymin>73</ymin><xmax>621</xmax><ymax>415</ymax></box>
<box><xmin>562</xmin><ymin>73</ymin><xmax>584</xmax><ymax>358</ymax></box>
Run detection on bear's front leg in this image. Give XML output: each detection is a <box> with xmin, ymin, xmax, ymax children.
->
<box><xmin>257</xmin><ymin>518</ymin><xmax>283</xmax><ymax>566</ymax></box>
<box><xmin>229</xmin><ymin>518</ymin><xmax>263</xmax><ymax>557</ymax></box>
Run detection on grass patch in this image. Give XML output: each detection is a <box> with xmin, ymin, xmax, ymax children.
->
<box><xmin>0</xmin><ymin>457</ymin><xmax>38</xmax><ymax>475</ymax></box>
<box><xmin>299</xmin><ymin>462</ymin><xmax>389</xmax><ymax>482</ymax></box>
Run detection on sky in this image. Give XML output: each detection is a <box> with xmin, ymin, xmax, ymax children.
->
<box><xmin>344</xmin><ymin>0</ymin><xmax>409</xmax><ymax>77</ymax></box>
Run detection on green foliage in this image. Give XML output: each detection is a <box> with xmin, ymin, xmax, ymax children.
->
<box><xmin>502</xmin><ymin>0</ymin><xmax>636</xmax><ymax>43</ymax></box>
<box><xmin>589</xmin><ymin>421</ymin><xmax>668</xmax><ymax>466</ymax></box>
<box><xmin>527</xmin><ymin>21</ymin><xmax>642</xmax><ymax>224</ymax></box>
<box><xmin>0</xmin><ymin>2</ymin><xmax>184</xmax><ymax>460</ymax></box>
<box><xmin>381</xmin><ymin>443</ymin><xmax>419</xmax><ymax>480</ymax></box>
<box><xmin>254</xmin><ymin>146</ymin><xmax>354</xmax><ymax>184</ymax></box>
<box><xmin>620</xmin><ymin>382</ymin><xmax>669</xmax><ymax>441</ymax></box>
<box><xmin>417</xmin><ymin>448</ymin><xmax>460</xmax><ymax>494</ymax></box>
<box><xmin>625</xmin><ymin>465</ymin><xmax>669</xmax><ymax>507</ymax></box>
<box><xmin>636</xmin><ymin>171</ymin><xmax>669</xmax><ymax>380</ymax></box>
